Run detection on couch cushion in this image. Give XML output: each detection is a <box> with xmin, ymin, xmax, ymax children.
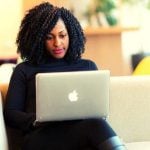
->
<box><xmin>0</xmin><ymin>63</ymin><xmax>16</xmax><ymax>84</ymax></box>
<box><xmin>126</xmin><ymin>141</ymin><xmax>150</xmax><ymax>150</ymax></box>
<box><xmin>109</xmin><ymin>76</ymin><xmax>150</xmax><ymax>142</ymax></box>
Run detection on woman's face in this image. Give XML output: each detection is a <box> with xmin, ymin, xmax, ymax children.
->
<box><xmin>45</xmin><ymin>19</ymin><xmax>69</xmax><ymax>59</ymax></box>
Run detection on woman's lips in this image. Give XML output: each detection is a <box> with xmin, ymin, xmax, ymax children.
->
<box><xmin>53</xmin><ymin>49</ymin><xmax>64</xmax><ymax>55</ymax></box>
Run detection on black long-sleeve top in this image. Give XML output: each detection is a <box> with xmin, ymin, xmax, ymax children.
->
<box><xmin>4</xmin><ymin>59</ymin><xmax>98</xmax><ymax>133</ymax></box>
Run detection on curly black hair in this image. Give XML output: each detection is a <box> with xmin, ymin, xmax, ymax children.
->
<box><xmin>16</xmin><ymin>2</ymin><xmax>86</xmax><ymax>64</ymax></box>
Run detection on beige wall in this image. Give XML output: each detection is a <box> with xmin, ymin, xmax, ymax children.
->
<box><xmin>0</xmin><ymin>0</ymin><xmax>133</xmax><ymax>75</ymax></box>
<box><xmin>22</xmin><ymin>0</ymin><xmax>54</xmax><ymax>13</ymax></box>
<box><xmin>0</xmin><ymin>0</ymin><xmax>22</xmax><ymax>58</ymax></box>
<box><xmin>0</xmin><ymin>0</ymin><xmax>72</xmax><ymax>58</ymax></box>
<box><xmin>23</xmin><ymin>0</ymin><xmax>71</xmax><ymax>13</ymax></box>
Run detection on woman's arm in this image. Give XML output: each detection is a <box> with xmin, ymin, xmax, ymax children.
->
<box><xmin>4</xmin><ymin>64</ymin><xmax>35</xmax><ymax>133</ymax></box>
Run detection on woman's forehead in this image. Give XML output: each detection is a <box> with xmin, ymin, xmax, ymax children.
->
<box><xmin>50</xmin><ymin>19</ymin><xmax>67</xmax><ymax>34</ymax></box>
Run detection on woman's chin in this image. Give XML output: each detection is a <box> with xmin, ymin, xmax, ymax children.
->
<box><xmin>52</xmin><ymin>54</ymin><xmax>65</xmax><ymax>59</ymax></box>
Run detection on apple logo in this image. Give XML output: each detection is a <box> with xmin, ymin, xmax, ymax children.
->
<box><xmin>68</xmin><ymin>90</ymin><xmax>78</xmax><ymax>102</ymax></box>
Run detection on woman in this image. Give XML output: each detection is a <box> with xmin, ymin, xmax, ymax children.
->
<box><xmin>4</xmin><ymin>2</ymin><xmax>126</xmax><ymax>150</ymax></box>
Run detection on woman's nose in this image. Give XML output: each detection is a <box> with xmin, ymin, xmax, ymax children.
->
<box><xmin>54</xmin><ymin>37</ymin><xmax>61</xmax><ymax>47</ymax></box>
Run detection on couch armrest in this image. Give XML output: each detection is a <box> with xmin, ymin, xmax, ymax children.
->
<box><xmin>0</xmin><ymin>92</ymin><xmax>8</xmax><ymax>150</ymax></box>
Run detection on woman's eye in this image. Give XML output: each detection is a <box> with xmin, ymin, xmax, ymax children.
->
<box><xmin>60</xmin><ymin>34</ymin><xmax>66</xmax><ymax>38</ymax></box>
<box><xmin>46</xmin><ymin>35</ymin><xmax>53</xmax><ymax>40</ymax></box>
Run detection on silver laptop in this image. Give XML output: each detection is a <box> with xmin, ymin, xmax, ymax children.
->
<box><xmin>35</xmin><ymin>70</ymin><xmax>110</xmax><ymax>122</ymax></box>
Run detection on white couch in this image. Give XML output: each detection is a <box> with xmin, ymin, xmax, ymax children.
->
<box><xmin>0</xmin><ymin>75</ymin><xmax>150</xmax><ymax>149</ymax></box>
<box><xmin>108</xmin><ymin>76</ymin><xmax>150</xmax><ymax>150</ymax></box>
<box><xmin>0</xmin><ymin>92</ymin><xmax>8</xmax><ymax>150</ymax></box>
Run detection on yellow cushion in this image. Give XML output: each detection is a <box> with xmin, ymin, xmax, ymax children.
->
<box><xmin>133</xmin><ymin>56</ymin><xmax>150</xmax><ymax>75</ymax></box>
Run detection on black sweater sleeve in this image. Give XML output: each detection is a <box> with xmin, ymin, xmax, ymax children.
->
<box><xmin>4</xmin><ymin>64</ymin><xmax>35</xmax><ymax>133</ymax></box>
<box><xmin>88</xmin><ymin>60</ymin><xmax>98</xmax><ymax>70</ymax></box>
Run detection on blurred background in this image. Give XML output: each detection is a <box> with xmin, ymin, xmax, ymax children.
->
<box><xmin>0</xmin><ymin>0</ymin><xmax>150</xmax><ymax>76</ymax></box>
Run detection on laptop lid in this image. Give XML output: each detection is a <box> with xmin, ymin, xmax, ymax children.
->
<box><xmin>35</xmin><ymin>70</ymin><xmax>110</xmax><ymax>122</ymax></box>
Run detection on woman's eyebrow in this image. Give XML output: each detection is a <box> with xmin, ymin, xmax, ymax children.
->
<box><xmin>59</xmin><ymin>30</ymin><xmax>67</xmax><ymax>34</ymax></box>
<box><xmin>47</xmin><ymin>30</ymin><xmax>67</xmax><ymax>36</ymax></box>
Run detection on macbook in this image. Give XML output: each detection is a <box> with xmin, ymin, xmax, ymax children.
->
<box><xmin>35</xmin><ymin>70</ymin><xmax>110</xmax><ymax>122</ymax></box>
